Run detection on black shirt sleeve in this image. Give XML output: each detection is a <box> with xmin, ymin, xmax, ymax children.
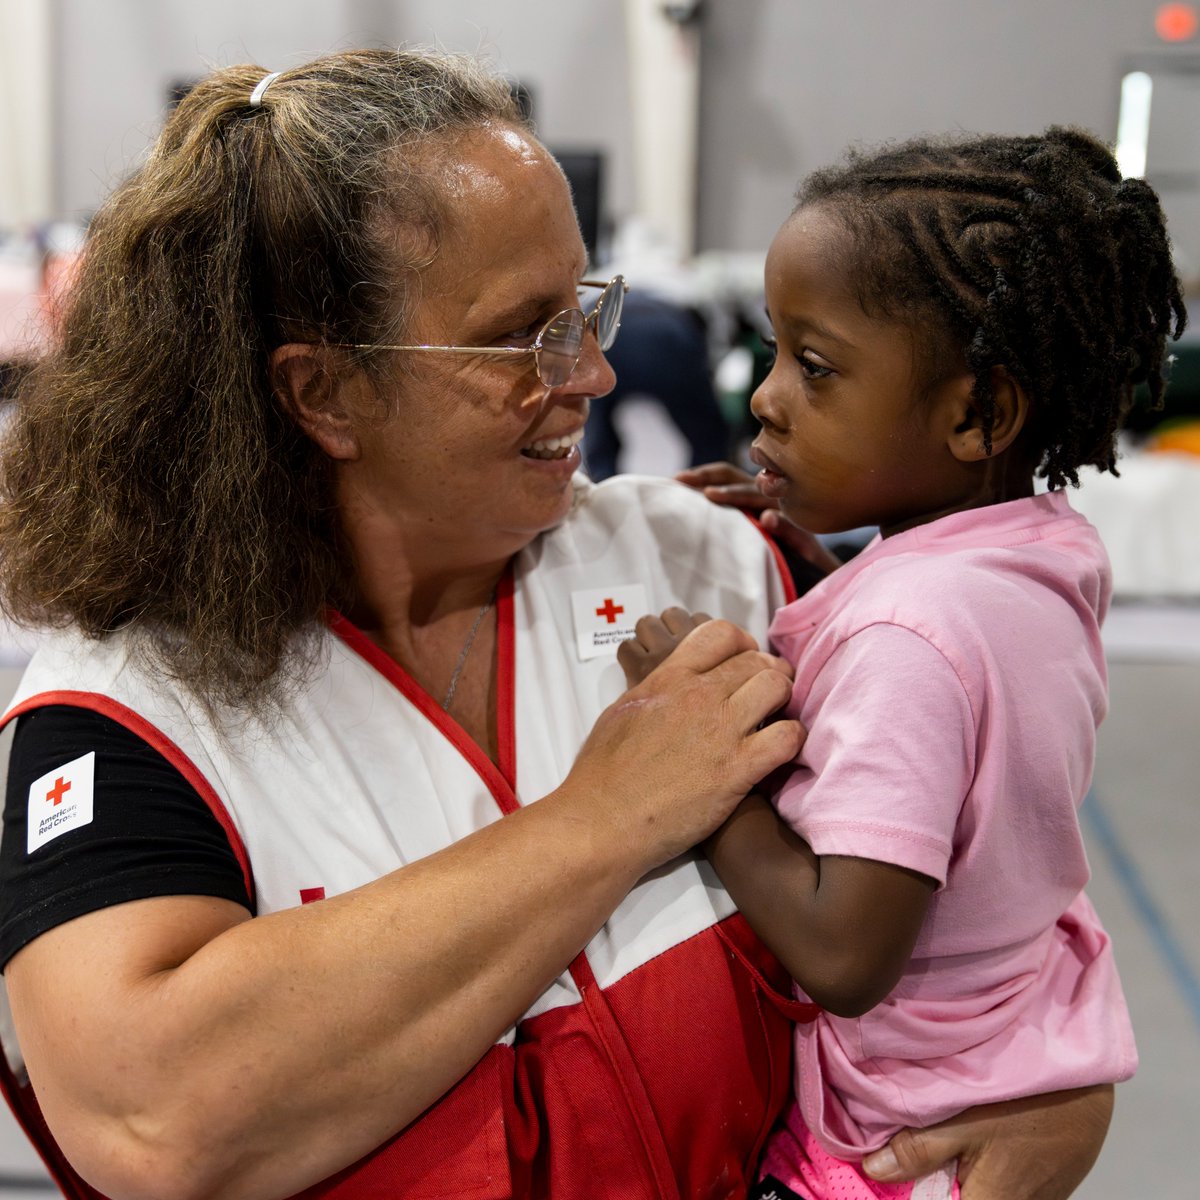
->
<box><xmin>0</xmin><ymin>705</ymin><xmax>254</xmax><ymax>970</ymax></box>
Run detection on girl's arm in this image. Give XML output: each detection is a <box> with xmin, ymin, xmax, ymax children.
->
<box><xmin>704</xmin><ymin>793</ymin><xmax>934</xmax><ymax>1016</ymax></box>
<box><xmin>621</xmin><ymin>614</ymin><xmax>951</xmax><ymax>1017</ymax></box>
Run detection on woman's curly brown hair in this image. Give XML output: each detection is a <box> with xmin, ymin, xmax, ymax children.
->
<box><xmin>797</xmin><ymin>126</ymin><xmax>1187</xmax><ymax>487</ymax></box>
<box><xmin>0</xmin><ymin>48</ymin><xmax>526</xmax><ymax>710</ymax></box>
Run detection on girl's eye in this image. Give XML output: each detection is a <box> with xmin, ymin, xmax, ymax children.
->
<box><xmin>761</xmin><ymin>334</ymin><xmax>778</xmax><ymax>362</ymax></box>
<box><xmin>798</xmin><ymin>352</ymin><xmax>833</xmax><ymax>380</ymax></box>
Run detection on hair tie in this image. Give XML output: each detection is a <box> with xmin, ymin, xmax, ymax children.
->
<box><xmin>250</xmin><ymin>71</ymin><xmax>282</xmax><ymax>108</ymax></box>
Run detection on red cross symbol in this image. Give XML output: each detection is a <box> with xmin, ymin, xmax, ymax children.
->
<box><xmin>595</xmin><ymin>598</ymin><xmax>625</xmax><ymax>624</ymax></box>
<box><xmin>45</xmin><ymin>777</ymin><xmax>72</xmax><ymax>806</ymax></box>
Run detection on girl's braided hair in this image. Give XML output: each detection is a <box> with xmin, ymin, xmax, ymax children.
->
<box><xmin>799</xmin><ymin>126</ymin><xmax>1187</xmax><ymax>487</ymax></box>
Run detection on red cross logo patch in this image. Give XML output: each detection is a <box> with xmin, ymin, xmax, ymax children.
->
<box><xmin>571</xmin><ymin>584</ymin><xmax>647</xmax><ymax>661</ymax></box>
<box><xmin>27</xmin><ymin>751</ymin><xmax>96</xmax><ymax>854</ymax></box>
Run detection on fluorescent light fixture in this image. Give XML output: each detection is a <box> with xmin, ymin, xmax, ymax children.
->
<box><xmin>1116</xmin><ymin>71</ymin><xmax>1153</xmax><ymax>178</ymax></box>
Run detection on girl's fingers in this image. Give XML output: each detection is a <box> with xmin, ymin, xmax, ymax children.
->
<box><xmin>704</xmin><ymin>484</ymin><xmax>774</xmax><ymax>511</ymax></box>
<box><xmin>660</xmin><ymin>607</ymin><xmax>711</xmax><ymax>637</ymax></box>
<box><xmin>675</xmin><ymin>462</ymin><xmax>751</xmax><ymax>488</ymax></box>
<box><xmin>759</xmin><ymin>510</ymin><xmax>843</xmax><ymax>576</ymax></box>
<box><xmin>676</xmin><ymin>463</ymin><xmax>779</xmax><ymax>513</ymax></box>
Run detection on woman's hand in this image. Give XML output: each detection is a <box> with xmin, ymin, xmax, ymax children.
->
<box><xmin>676</xmin><ymin>463</ymin><xmax>842</xmax><ymax>578</ymax></box>
<box><xmin>617</xmin><ymin>606</ymin><xmax>712</xmax><ymax>688</ymax></box>
<box><xmin>568</xmin><ymin>618</ymin><xmax>803</xmax><ymax>870</ymax></box>
<box><xmin>864</xmin><ymin>1085</ymin><xmax>1114</xmax><ymax>1199</ymax></box>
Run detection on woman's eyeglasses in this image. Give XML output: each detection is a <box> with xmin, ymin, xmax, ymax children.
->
<box><xmin>350</xmin><ymin>276</ymin><xmax>627</xmax><ymax>389</ymax></box>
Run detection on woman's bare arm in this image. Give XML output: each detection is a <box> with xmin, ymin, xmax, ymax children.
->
<box><xmin>7</xmin><ymin>621</ymin><xmax>802</xmax><ymax>1200</ymax></box>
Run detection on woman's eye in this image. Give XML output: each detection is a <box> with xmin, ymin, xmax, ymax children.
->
<box><xmin>798</xmin><ymin>352</ymin><xmax>833</xmax><ymax>380</ymax></box>
<box><xmin>502</xmin><ymin>322</ymin><xmax>542</xmax><ymax>346</ymax></box>
<box><xmin>761</xmin><ymin>334</ymin><xmax>778</xmax><ymax>362</ymax></box>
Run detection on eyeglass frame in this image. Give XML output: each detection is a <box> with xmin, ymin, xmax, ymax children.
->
<box><xmin>347</xmin><ymin>275</ymin><xmax>628</xmax><ymax>389</ymax></box>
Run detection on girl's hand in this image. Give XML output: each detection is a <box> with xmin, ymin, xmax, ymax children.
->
<box><xmin>617</xmin><ymin>607</ymin><xmax>712</xmax><ymax>688</ymax></box>
<box><xmin>676</xmin><ymin>462</ymin><xmax>776</xmax><ymax>513</ymax></box>
<box><xmin>567</xmin><ymin>619</ymin><xmax>800</xmax><ymax>871</ymax></box>
<box><xmin>676</xmin><ymin>463</ymin><xmax>842</xmax><ymax>578</ymax></box>
<box><xmin>864</xmin><ymin>1084</ymin><xmax>1114</xmax><ymax>1200</ymax></box>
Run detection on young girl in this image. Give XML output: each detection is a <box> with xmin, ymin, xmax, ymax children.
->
<box><xmin>621</xmin><ymin>127</ymin><xmax>1185</xmax><ymax>1200</ymax></box>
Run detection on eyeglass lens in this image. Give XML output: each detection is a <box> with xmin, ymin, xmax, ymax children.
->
<box><xmin>538</xmin><ymin>310</ymin><xmax>585</xmax><ymax>388</ymax></box>
<box><xmin>592</xmin><ymin>283</ymin><xmax>623</xmax><ymax>352</ymax></box>
<box><xmin>536</xmin><ymin>280</ymin><xmax>624</xmax><ymax>387</ymax></box>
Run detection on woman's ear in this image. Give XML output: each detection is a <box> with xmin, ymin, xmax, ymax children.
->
<box><xmin>269</xmin><ymin>343</ymin><xmax>363</xmax><ymax>461</ymax></box>
<box><xmin>945</xmin><ymin>366</ymin><xmax>1030</xmax><ymax>462</ymax></box>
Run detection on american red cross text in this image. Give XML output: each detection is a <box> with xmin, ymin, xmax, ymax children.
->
<box><xmin>595</xmin><ymin>598</ymin><xmax>625</xmax><ymax>624</ymax></box>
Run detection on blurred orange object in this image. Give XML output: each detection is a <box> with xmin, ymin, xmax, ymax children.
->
<box><xmin>1146</xmin><ymin>418</ymin><xmax>1200</xmax><ymax>457</ymax></box>
<box><xmin>1156</xmin><ymin>3</ymin><xmax>1200</xmax><ymax>42</ymax></box>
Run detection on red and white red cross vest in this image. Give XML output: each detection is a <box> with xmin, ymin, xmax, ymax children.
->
<box><xmin>1</xmin><ymin>475</ymin><xmax>814</xmax><ymax>1199</ymax></box>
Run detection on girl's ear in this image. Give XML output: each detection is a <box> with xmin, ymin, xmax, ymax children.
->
<box><xmin>269</xmin><ymin>343</ymin><xmax>363</xmax><ymax>462</ymax></box>
<box><xmin>945</xmin><ymin>366</ymin><xmax>1030</xmax><ymax>462</ymax></box>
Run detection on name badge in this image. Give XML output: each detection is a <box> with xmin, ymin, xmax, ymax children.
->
<box><xmin>571</xmin><ymin>584</ymin><xmax>648</xmax><ymax>661</ymax></box>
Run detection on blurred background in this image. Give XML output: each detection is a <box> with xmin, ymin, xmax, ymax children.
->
<box><xmin>0</xmin><ymin>2</ymin><xmax>1198</xmax><ymax>1197</ymax></box>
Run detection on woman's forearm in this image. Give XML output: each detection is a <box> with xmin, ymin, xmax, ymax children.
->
<box><xmin>10</xmin><ymin>786</ymin><xmax>646</xmax><ymax>1200</ymax></box>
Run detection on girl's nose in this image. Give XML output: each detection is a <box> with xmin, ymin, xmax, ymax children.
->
<box><xmin>750</xmin><ymin>368</ymin><xmax>789</xmax><ymax>433</ymax></box>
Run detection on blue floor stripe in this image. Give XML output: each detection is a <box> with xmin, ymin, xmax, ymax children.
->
<box><xmin>1082</xmin><ymin>790</ymin><xmax>1200</xmax><ymax>1036</ymax></box>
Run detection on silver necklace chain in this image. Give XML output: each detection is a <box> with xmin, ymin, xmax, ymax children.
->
<box><xmin>442</xmin><ymin>588</ymin><xmax>496</xmax><ymax>711</ymax></box>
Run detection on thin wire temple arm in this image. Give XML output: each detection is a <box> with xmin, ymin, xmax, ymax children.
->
<box><xmin>350</xmin><ymin>277</ymin><xmax>625</xmax><ymax>354</ymax></box>
<box><xmin>348</xmin><ymin>344</ymin><xmax>533</xmax><ymax>355</ymax></box>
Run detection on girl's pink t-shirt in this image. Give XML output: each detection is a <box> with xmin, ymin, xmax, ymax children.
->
<box><xmin>768</xmin><ymin>491</ymin><xmax>1136</xmax><ymax>1160</ymax></box>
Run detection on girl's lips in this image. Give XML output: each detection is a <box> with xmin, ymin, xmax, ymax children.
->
<box><xmin>749</xmin><ymin>441</ymin><xmax>790</xmax><ymax>498</ymax></box>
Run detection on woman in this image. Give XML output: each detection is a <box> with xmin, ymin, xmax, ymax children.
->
<box><xmin>0</xmin><ymin>49</ymin><xmax>1110</xmax><ymax>1200</ymax></box>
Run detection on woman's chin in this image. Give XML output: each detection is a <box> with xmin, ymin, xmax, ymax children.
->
<box><xmin>502</xmin><ymin>464</ymin><xmax>579</xmax><ymax>537</ymax></box>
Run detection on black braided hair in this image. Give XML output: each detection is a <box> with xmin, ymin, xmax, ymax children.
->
<box><xmin>798</xmin><ymin>127</ymin><xmax>1187</xmax><ymax>487</ymax></box>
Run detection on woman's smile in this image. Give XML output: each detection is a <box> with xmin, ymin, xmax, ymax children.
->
<box><xmin>521</xmin><ymin>425</ymin><xmax>585</xmax><ymax>462</ymax></box>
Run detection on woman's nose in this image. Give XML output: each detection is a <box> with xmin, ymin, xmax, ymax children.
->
<box><xmin>566</xmin><ymin>326</ymin><xmax>617</xmax><ymax>400</ymax></box>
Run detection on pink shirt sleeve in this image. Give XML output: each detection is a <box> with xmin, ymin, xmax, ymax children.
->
<box><xmin>773</xmin><ymin>623</ymin><xmax>975</xmax><ymax>886</ymax></box>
